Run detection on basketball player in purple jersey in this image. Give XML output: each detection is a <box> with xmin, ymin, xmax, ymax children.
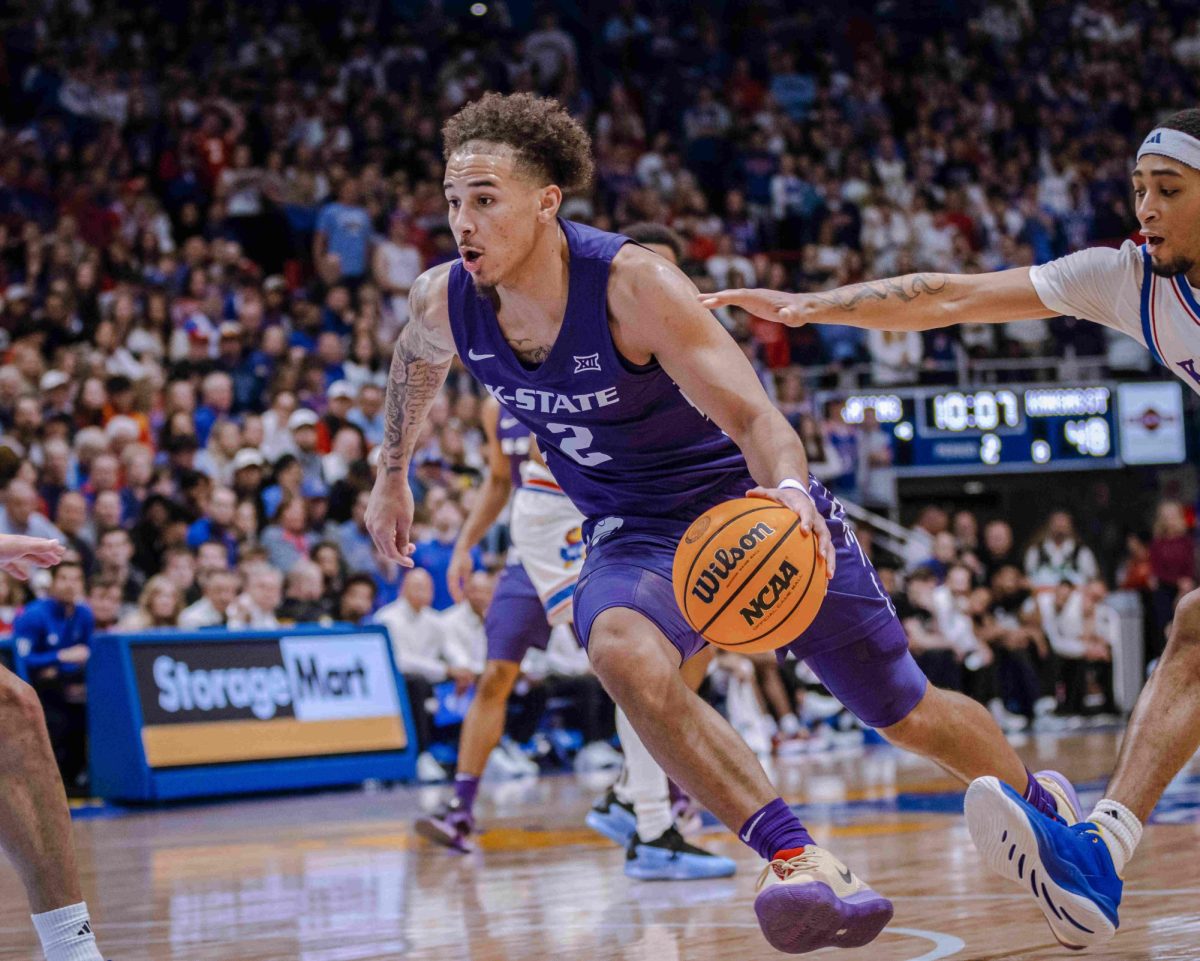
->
<box><xmin>416</xmin><ymin>393</ymin><xmax>734</xmax><ymax>879</ymax></box>
<box><xmin>702</xmin><ymin>106</ymin><xmax>1200</xmax><ymax>951</ymax></box>
<box><xmin>365</xmin><ymin>92</ymin><xmax>1077</xmax><ymax>954</ymax></box>
<box><xmin>0</xmin><ymin>536</ymin><xmax>110</xmax><ymax>961</ymax></box>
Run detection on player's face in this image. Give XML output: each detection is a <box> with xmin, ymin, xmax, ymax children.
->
<box><xmin>444</xmin><ymin>146</ymin><xmax>559</xmax><ymax>290</ymax></box>
<box><xmin>1132</xmin><ymin>154</ymin><xmax>1200</xmax><ymax>278</ymax></box>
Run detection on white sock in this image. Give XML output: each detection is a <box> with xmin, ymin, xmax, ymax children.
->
<box><xmin>779</xmin><ymin>713</ymin><xmax>803</xmax><ymax>737</ymax></box>
<box><xmin>1087</xmin><ymin>799</ymin><xmax>1142</xmax><ymax>875</ymax></box>
<box><xmin>31</xmin><ymin>902</ymin><xmax>103</xmax><ymax>961</ymax></box>
<box><xmin>615</xmin><ymin>708</ymin><xmax>673</xmax><ymax>841</ymax></box>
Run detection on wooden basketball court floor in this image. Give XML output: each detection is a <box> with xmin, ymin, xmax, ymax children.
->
<box><xmin>4</xmin><ymin>728</ymin><xmax>1200</xmax><ymax>960</ymax></box>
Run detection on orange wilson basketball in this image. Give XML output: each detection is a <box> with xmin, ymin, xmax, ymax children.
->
<box><xmin>672</xmin><ymin>497</ymin><xmax>828</xmax><ymax>653</ymax></box>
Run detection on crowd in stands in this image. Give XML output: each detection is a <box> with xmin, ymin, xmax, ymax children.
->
<box><xmin>2</xmin><ymin>0</ymin><xmax>1199</xmax><ymax>786</ymax></box>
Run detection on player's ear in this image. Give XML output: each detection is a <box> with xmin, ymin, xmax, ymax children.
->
<box><xmin>536</xmin><ymin>184</ymin><xmax>562</xmax><ymax>223</ymax></box>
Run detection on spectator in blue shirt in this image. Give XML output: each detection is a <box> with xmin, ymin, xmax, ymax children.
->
<box><xmin>412</xmin><ymin>499</ymin><xmax>483</xmax><ymax>611</ymax></box>
<box><xmin>186</xmin><ymin>486</ymin><xmax>240</xmax><ymax>566</ymax></box>
<box><xmin>313</xmin><ymin>177</ymin><xmax>372</xmax><ymax>283</ymax></box>
<box><xmin>338</xmin><ymin>491</ymin><xmax>378</xmax><ymax>576</ymax></box>
<box><xmin>12</xmin><ymin>560</ymin><xmax>93</xmax><ymax>791</ymax></box>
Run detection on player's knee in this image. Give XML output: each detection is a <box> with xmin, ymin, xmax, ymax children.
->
<box><xmin>477</xmin><ymin>661</ymin><xmax>519</xmax><ymax>701</ymax></box>
<box><xmin>588</xmin><ymin>615</ymin><xmax>675</xmax><ymax>703</ymax></box>
<box><xmin>0</xmin><ymin>670</ymin><xmax>45</xmax><ymax>737</ymax></box>
<box><xmin>1163</xmin><ymin>590</ymin><xmax>1200</xmax><ymax>665</ymax></box>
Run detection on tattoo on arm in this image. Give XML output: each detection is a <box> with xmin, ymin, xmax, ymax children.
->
<box><xmin>381</xmin><ymin>280</ymin><xmax>453</xmax><ymax>476</ymax></box>
<box><xmin>810</xmin><ymin>274</ymin><xmax>948</xmax><ymax>312</ymax></box>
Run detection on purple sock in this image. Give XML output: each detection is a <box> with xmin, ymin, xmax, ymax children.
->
<box><xmin>454</xmin><ymin>773</ymin><xmax>480</xmax><ymax>812</ymax></box>
<box><xmin>739</xmin><ymin>797</ymin><xmax>815</xmax><ymax>861</ymax></box>
<box><xmin>1023</xmin><ymin>769</ymin><xmax>1057</xmax><ymax>817</ymax></box>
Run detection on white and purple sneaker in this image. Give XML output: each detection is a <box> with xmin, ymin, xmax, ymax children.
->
<box><xmin>414</xmin><ymin>797</ymin><xmax>475</xmax><ymax>853</ymax></box>
<box><xmin>754</xmin><ymin>846</ymin><xmax>893</xmax><ymax>953</ymax></box>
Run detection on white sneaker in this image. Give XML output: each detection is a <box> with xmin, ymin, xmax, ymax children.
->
<box><xmin>1035</xmin><ymin>696</ymin><xmax>1059</xmax><ymax>717</ymax></box>
<box><xmin>574</xmin><ymin>740</ymin><xmax>624</xmax><ymax>772</ymax></box>
<box><xmin>416</xmin><ymin>751</ymin><xmax>447</xmax><ymax>783</ymax></box>
<box><xmin>801</xmin><ymin>692</ymin><xmax>845</xmax><ymax>723</ymax></box>
<box><xmin>500</xmin><ymin>738</ymin><xmax>540</xmax><ymax>775</ymax></box>
<box><xmin>989</xmin><ymin>698</ymin><xmax>1029</xmax><ymax>733</ymax></box>
<box><xmin>754</xmin><ymin>846</ymin><xmax>893</xmax><ymax>953</ymax></box>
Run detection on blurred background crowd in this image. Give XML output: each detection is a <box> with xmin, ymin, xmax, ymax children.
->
<box><xmin>2</xmin><ymin>0</ymin><xmax>1198</xmax><ymax>788</ymax></box>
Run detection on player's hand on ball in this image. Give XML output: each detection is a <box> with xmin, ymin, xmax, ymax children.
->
<box><xmin>746</xmin><ymin>486</ymin><xmax>836</xmax><ymax>578</ymax></box>
<box><xmin>698</xmin><ymin>288</ymin><xmax>806</xmax><ymax>326</ymax></box>
<box><xmin>366</xmin><ymin>482</ymin><xmax>417</xmax><ymax>568</ymax></box>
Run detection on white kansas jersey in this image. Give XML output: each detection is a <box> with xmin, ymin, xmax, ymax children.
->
<box><xmin>1030</xmin><ymin>239</ymin><xmax>1200</xmax><ymax>391</ymax></box>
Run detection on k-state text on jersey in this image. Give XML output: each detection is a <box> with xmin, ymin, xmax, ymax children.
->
<box><xmin>482</xmin><ymin>383</ymin><xmax>621</xmax><ymax>415</ymax></box>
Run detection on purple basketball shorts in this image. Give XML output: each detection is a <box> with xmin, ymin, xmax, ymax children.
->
<box><xmin>484</xmin><ymin>563</ymin><xmax>552</xmax><ymax>663</ymax></box>
<box><xmin>573</xmin><ymin>502</ymin><xmax>927</xmax><ymax>729</ymax></box>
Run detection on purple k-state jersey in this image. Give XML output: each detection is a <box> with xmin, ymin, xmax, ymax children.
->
<box><xmin>495</xmin><ymin>406</ymin><xmax>531</xmax><ymax>489</ymax></box>
<box><xmin>447</xmin><ymin>219</ymin><xmax>748</xmax><ymax>528</ymax></box>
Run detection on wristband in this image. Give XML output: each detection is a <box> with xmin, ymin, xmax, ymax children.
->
<box><xmin>777</xmin><ymin>477</ymin><xmax>814</xmax><ymax>502</ymax></box>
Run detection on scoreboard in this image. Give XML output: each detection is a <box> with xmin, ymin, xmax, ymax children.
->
<box><xmin>824</xmin><ymin>381</ymin><xmax>1187</xmax><ymax>475</ymax></box>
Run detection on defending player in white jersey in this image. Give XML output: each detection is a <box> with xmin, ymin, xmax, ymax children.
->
<box><xmin>415</xmin><ymin>392</ymin><xmax>733</xmax><ymax>880</ymax></box>
<box><xmin>702</xmin><ymin>106</ymin><xmax>1200</xmax><ymax>951</ymax></box>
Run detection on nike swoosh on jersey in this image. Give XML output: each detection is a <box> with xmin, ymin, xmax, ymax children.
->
<box><xmin>500</xmin><ymin>417</ymin><xmax>519</xmax><ymax>428</ymax></box>
<box><xmin>468</xmin><ymin>349</ymin><xmax>495</xmax><ymax>360</ymax></box>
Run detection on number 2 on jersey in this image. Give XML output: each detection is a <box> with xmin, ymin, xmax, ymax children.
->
<box><xmin>547</xmin><ymin>422</ymin><xmax>612</xmax><ymax>466</ymax></box>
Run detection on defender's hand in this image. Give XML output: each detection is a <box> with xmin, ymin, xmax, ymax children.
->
<box><xmin>746</xmin><ymin>486</ymin><xmax>836</xmax><ymax>578</ymax></box>
<box><xmin>366</xmin><ymin>482</ymin><xmax>417</xmax><ymax>567</ymax></box>
<box><xmin>699</xmin><ymin>288</ymin><xmax>806</xmax><ymax>326</ymax></box>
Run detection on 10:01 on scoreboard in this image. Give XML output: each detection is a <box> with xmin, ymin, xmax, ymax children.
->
<box><xmin>829</xmin><ymin>382</ymin><xmax>1187</xmax><ymax>475</ymax></box>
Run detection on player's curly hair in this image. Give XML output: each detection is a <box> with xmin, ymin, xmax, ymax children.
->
<box><xmin>1160</xmin><ymin>108</ymin><xmax>1200</xmax><ymax>140</ymax></box>
<box><xmin>442</xmin><ymin>92</ymin><xmax>594</xmax><ymax>192</ymax></box>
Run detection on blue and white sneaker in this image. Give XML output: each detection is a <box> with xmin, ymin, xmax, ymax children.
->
<box><xmin>965</xmin><ymin>776</ymin><xmax>1122</xmax><ymax>950</ymax></box>
<box><xmin>586</xmin><ymin>789</ymin><xmax>638</xmax><ymax>846</ymax></box>
<box><xmin>625</xmin><ymin>826</ymin><xmax>737</xmax><ymax>881</ymax></box>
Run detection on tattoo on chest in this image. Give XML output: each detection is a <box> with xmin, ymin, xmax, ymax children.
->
<box><xmin>506</xmin><ymin>338</ymin><xmax>552</xmax><ymax>365</ymax></box>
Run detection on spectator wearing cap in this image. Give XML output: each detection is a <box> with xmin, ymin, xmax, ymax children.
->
<box><xmin>215</xmin><ymin>323</ymin><xmax>258</xmax><ymax>412</ymax></box>
<box><xmin>186</xmin><ymin>486</ymin><xmax>240</xmax><ymax>565</ymax></box>
<box><xmin>260</xmin><ymin>494</ymin><xmax>313</xmax><ymax>574</ymax></box>
<box><xmin>0</xmin><ymin>479</ymin><xmax>64</xmax><ymax>541</ymax></box>
<box><xmin>39</xmin><ymin>370</ymin><xmax>74</xmax><ymax>420</ymax></box>
<box><xmin>321</xmin><ymin>380</ymin><xmax>356</xmax><ymax>450</ymax></box>
<box><xmin>287</xmin><ymin>408</ymin><xmax>323</xmax><ymax>486</ymax></box>
<box><xmin>230</xmin><ymin>447</ymin><xmax>267</xmax><ymax>504</ymax></box>
<box><xmin>348</xmin><ymin>382</ymin><xmax>385</xmax><ymax>448</ymax></box>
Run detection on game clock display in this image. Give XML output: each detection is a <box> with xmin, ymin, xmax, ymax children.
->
<box><xmin>833</xmin><ymin>382</ymin><xmax>1185</xmax><ymax>475</ymax></box>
